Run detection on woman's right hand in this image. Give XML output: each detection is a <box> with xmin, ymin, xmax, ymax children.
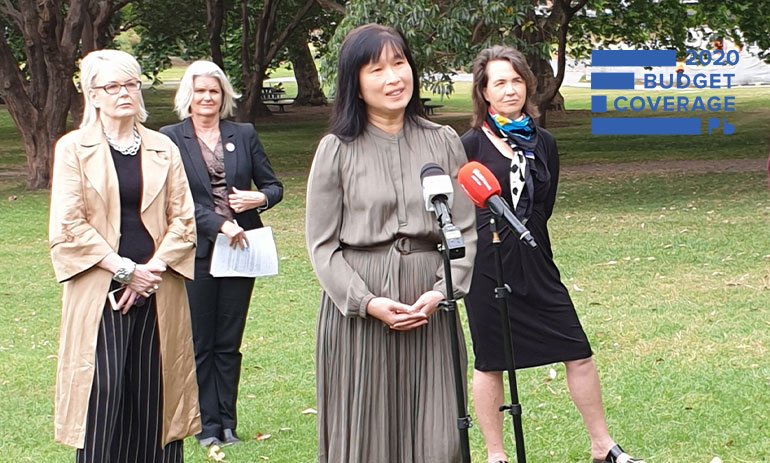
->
<box><xmin>366</xmin><ymin>297</ymin><xmax>428</xmax><ymax>331</ymax></box>
<box><xmin>114</xmin><ymin>287</ymin><xmax>141</xmax><ymax>315</ymax></box>
<box><xmin>221</xmin><ymin>220</ymin><xmax>249</xmax><ymax>250</ymax></box>
<box><xmin>126</xmin><ymin>263</ymin><xmax>163</xmax><ymax>297</ymax></box>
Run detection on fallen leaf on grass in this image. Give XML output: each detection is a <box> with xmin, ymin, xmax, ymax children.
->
<box><xmin>254</xmin><ymin>433</ymin><xmax>272</xmax><ymax>441</ymax></box>
<box><xmin>8</xmin><ymin>195</ymin><xmax>18</xmax><ymax>201</ymax></box>
<box><xmin>301</xmin><ymin>408</ymin><xmax>317</xmax><ymax>415</ymax></box>
<box><xmin>207</xmin><ymin>445</ymin><xmax>226</xmax><ymax>461</ymax></box>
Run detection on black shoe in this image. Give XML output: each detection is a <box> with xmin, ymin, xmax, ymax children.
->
<box><xmin>592</xmin><ymin>445</ymin><xmax>646</xmax><ymax>463</ymax></box>
<box><xmin>197</xmin><ymin>436</ymin><xmax>223</xmax><ymax>448</ymax></box>
<box><xmin>221</xmin><ymin>428</ymin><xmax>242</xmax><ymax>446</ymax></box>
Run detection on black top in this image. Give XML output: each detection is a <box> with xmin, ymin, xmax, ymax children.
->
<box><xmin>460</xmin><ymin>127</ymin><xmax>591</xmax><ymax>371</ymax></box>
<box><xmin>110</xmin><ymin>146</ymin><xmax>155</xmax><ymax>265</ymax></box>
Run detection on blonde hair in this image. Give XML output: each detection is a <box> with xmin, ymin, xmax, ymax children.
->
<box><xmin>174</xmin><ymin>60</ymin><xmax>241</xmax><ymax>120</ymax></box>
<box><xmin>79</xmin><ymin>49</ymin><xmax>148</xmax><ymax>128</ymax></box>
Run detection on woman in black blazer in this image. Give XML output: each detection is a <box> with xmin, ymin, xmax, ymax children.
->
<box><xmin>161</xmin><ymin>60</ymin><xmax>283</xmax><ymax>448</ymax></box>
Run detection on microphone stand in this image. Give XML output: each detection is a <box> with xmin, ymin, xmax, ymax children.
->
<box><xmin>432</xmin><ymin>203</ymin><xmax>472</xmax><ymax>463</ymax></box>
<box><xmin>490</xmin><ymin>218</ymin><xmax>527</xmax><ymax>463</ymax></box>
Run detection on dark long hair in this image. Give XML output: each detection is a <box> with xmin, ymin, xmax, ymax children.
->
<box><xmin>470</xmin><ymin>45</ymin><xmax>539</xmax><ymax>128</ymax></box>
<box><xmin>329</xmin><ymin>24</ymin><xmax>424</xmax><ymax>142</ymax></box>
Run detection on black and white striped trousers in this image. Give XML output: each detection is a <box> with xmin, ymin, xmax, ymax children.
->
<box><xmin>75</xmin><ymin>294</ymin><xmax>183</xmax><ymax>463</ymax></box>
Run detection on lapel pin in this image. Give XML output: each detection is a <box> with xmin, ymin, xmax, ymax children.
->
<box><xmin>225</xmin><ymin>142</ymin><xmax>235</xmax><ymax>152</ymax></box>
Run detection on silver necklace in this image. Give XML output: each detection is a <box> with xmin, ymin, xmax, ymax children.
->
<box><xmin>104</xmin><ymin>126</ymin><xmax>141</xmax><ymax>156</ymax></box>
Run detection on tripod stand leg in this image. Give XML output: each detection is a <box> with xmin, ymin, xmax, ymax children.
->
<box><xmin>437</xmin><ymin>233</ymin><xmax>472</xmax><ymax>463</ymax></box>
<box><xmin>490</xmin><ymin>218</ymin><xmax>527</xmax><ymax>463</ymax></box>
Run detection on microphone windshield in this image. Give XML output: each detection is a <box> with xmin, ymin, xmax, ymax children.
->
<box><xmin>457</xmin><ymin>161</ymin><xmax>502</xmax><ymax>208</ymax></box>
<box><xmin>420</xmin><ymin>162</ymin><xmax>453</xmax><ymax>211</ymax></box>
<box><xmin>420</xmin><ymin>162</ymin><xmax>445</xmax><ymax>180</ymax></box>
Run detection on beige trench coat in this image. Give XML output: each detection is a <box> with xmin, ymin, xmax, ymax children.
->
<box><xmin>49</xmin><ymin>122</ymin><xmax>202</xmax><ymax>448</ymax></box>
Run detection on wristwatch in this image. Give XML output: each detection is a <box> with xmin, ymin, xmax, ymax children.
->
<box><xmin>112</xmin><ymin>258</ymin><xmax>136</xmax><ymax>284</ymax></box>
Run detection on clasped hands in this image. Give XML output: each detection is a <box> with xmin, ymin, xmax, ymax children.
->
<box><xmin>366</xmin><ymin>290</ymin><xmax>445</xmax><ymax>331</ymax></box>
<box><xmin>114</xmin><ymin>258</ymin><xmax>166</xmax><ymax>314</ymax></box>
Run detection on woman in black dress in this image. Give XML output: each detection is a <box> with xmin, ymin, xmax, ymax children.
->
<box><xmin>461</xmin><ymin>46</ymin><xmax>645</xmax><ymax>463</ymax></box>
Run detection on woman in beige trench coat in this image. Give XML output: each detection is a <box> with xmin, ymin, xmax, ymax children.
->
<box><xmin>49</xmin><ymin>49</ymin><xmax>200</xmax><ymax>462</ymax></box>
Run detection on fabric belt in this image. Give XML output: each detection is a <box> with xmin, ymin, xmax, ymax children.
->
<box><xmin>341</xmin><ymin>237</ymin><xmax>438</xmax><ymax>299</ymax></box>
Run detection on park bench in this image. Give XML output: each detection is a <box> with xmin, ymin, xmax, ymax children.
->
<box><xmin>424</xmin><ymin>103</ymin><xmax>444</xmax><ymax>115</ymax></box>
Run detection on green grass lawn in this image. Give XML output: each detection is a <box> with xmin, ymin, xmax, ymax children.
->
<box><xmin>0</xmin><ymin>83</ymin><xmax>769</xmax><ymax>462</ymax></box>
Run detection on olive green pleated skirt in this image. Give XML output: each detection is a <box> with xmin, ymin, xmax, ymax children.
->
<box><xmin>316</xmin><ymin>247</ymin><xmax>467</xmax><ymax>463</ymax></box>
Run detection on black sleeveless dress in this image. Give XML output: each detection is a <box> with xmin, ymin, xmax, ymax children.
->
<box><xmin>461</xmin><ymin>127</ymin><xmax>592</xmax><ymax>371</ymax></box>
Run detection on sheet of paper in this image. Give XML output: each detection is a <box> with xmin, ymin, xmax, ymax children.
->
<box><xmin>210</xmin><ymin>226</ymin><xmax>279</xmax><ymax>278</ymax></box>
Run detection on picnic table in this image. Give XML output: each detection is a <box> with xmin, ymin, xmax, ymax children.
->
<box><xmin>262</xmin><ymin>87</ymin><xmax>294</xmax><ymax>112</ymax></box>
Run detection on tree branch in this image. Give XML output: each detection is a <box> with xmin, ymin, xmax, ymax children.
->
<box><xmin>0</xmin><ymin>26</ymin><xmax>35</xmax><ymax>123</ymax></box>
<box><xmin>60</xmin><ymin>0</ymin><xmax>90</xmax><ymax>58</ymax></box>
<box><xmin>315</xmin><ymin>0</ymin><xmax>344</xmax><ymax>15</ymax></box>
<box><xmin>110</xmin><ymin>0</ymin><xmax>136</xmax><ymax>15</ymax></box>
<box><xmin>470</xmin><ymin>18</ymin><xmax>485</xmax><ymax>44</ymax></box>
<box><xmin>0</xmin><ymin>0</ymin><xmax>23</xmax><ymax>27</ymax></box>
<box><xmin>568</xmin><ymin>0</ymin><xmax>588</xmax><ymax>16</ymax></box>
<box><xmin>264</xmin><ymin>0</ymin><xmax>316</xmax><ymax>66</ymax></box>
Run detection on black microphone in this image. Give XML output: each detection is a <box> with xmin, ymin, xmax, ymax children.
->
<box><xmin>420</xmin><ymin>163</ymin><xmax>465</xmax><ymax>259</ymax></box>
<box><xmin>458</xmin><ymin>161</ymin><xmax>537</xmax><ymax>249</ymax></box>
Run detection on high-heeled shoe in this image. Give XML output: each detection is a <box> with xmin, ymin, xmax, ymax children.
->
<box><xmin>592</xmin><ymin>444</ymin><xmax>646</xmax><ymax>463</ymax></box>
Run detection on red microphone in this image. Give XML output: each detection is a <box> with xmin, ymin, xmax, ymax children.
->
<box><xmin>457</xmin><ymin>161</ymin><xmax>502</xmax><ymax>208</ymax></box>
<box><xmin>458</xmin><ymin>161</ymin><xmax>537</xmax><ymax>249</ymax></box>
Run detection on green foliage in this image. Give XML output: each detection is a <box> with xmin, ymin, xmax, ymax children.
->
<box><xmin>126</xmin><ymin>0</ymin><xmax>211</xmax><ymax>82</ymax></box>
<box><xmin>571</xmin><ymin>0</ymin><xmax>770</xmax><ymax>62</ymax></box>
<box><xmin>319</xmin><ymin>0</ymin><xmax>533</xmax><ymax>96</ymax></box>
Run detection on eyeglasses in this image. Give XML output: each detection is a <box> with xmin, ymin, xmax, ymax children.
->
<box><xmin>94</xmin><ymin>80</ymin><xmax>142</xmax><ymax>95</ymax></box>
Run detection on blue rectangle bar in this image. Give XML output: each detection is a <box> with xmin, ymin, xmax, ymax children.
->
<box><xmin>591</xmin><ymin>50</ymin><xmax>676</xmax><ymax>67</ymax></box>
<box><xmin>591</xmin><ymin>73</ymin><xmax>635</xmax><ymax>90</ymax></box>
<box><xmin>592</xmin><ymin>118</ymin><xmax>701</xmax><ymax>135</ymax></box>
<box><xmin>591</xmin><ymin>95</ymin><xmax>607</xmax><ymax>113</ymax></box>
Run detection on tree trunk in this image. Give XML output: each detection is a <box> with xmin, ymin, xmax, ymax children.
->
<box><xmin>237</xmin><ymin>67</ymin><xmax>272</xmax><ymax>121</ymax></box>
<box><xmin>527</xmin><ymin>53</ymin><xmax>559</xmax><ymax>128</ymax></box>
<box><xmin>23</xmin><ymin>120</ymin><xmax>57</xmax><ymax>190</ymax></box>
<box><xmin>287</xmin><ymin>38</ymin><xmax>326</xmax><ymax>106</ymax></box>
<box><xmin>234</xmin><ymin>0</ymin><xmax>316</xmax><ymax>121</ymax></box>
<box><xmin>0</xmin><ymin>0</ymin><xmax>132</xmax><ymax>189</ymax></box>
<box><xmin>206</xmin><ymin>0</ymin><xmax>225</xmax><ymax>69</ymax></box>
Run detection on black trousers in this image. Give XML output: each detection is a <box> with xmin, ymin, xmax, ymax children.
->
<box><xmin>76</xmin><ymin>294</ymin><xmax>182</xmax><ymax>463</ymax></box>
<box><xmin>187</xmin><ymin>255</ymin><xmax>255</xmax><ymax>439</ymax></box>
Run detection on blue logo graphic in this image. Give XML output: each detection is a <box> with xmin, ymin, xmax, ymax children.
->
<box><xmin>590</xmin><ymin>49</ymin><xmax>736</xmax><ymax>135</ymax></box>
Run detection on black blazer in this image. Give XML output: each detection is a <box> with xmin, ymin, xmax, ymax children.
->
<box><xmin>160</xmin><ymin>118</ymin><xmax>283</xmax><ymax>258</ymax></box>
